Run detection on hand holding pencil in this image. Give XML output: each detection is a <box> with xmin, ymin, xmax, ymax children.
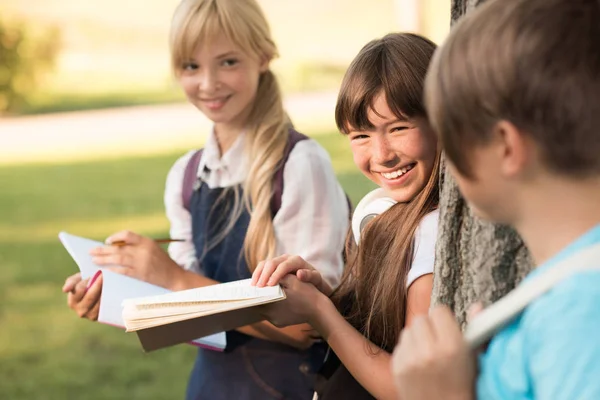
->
<box><xmin>110</xmin><ymin>238</ymin><xmax>185</xmax><ymax>247</ymax></box>
<box><xmin>89</xmin><ymin>230</ymin><xmax>187</xmax><ymax>290</ymax></box>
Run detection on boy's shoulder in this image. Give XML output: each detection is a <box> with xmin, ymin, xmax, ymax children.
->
<box><xmin>479</xmin><ymin>270</ymin><xmax>600</xmax><ymax>399</ymax></box>
<box><xmin>523</xmin><ymin>269</ymin><xmax>600</xmax><ymax>330</ymax></box>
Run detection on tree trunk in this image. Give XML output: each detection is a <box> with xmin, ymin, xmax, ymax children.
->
<box><xmin>431</xmin><ymin>0</ymin><xmax>533</xmax><ymax>327</ymax></box>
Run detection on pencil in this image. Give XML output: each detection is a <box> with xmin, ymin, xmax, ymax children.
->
<box><xmin>111</xmin><ymin>238</ymin><xmax>185</xmax><ymax>247</ymax></box>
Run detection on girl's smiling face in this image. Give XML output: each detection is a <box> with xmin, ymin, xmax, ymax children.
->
<box><xmin>348</xmin><ymin>92</ymin><xmax>438</xmax><ymax>203</ymax></box>
<box><xmin>177</xmin><ymin>32</ymin><xmax>268</xmax><ymax>130</ymax></box>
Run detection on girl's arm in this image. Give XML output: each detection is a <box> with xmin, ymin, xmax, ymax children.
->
<box><xmin>263</xmin><ymin>273</ymin><xmax>433</xmax><ymax>400</ymax></box>
<box><xmin>312</xmin><ymin>275</ymin><xmax>433</xmax><ymax>400</ymax></box>
<box><xmin>89</xmin><ymin>239</ymin><xmax>315</xmax><ymax>349</ymax></box>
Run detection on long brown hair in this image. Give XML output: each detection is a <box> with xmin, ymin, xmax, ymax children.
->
<box><xmin>333</xmin><ymin>33</ymin><xmax>440</xmax><ymax>352</ymax></box>
<box><xmin>170</xmin><ymin>0</ymin><xmax>290</xmax><ymax>270</ymax></box>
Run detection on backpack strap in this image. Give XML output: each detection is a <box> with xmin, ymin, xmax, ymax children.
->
<box><xmin>182</xmin><ymin>149</ymin><xmax>204</xmax><ymax>212</ymax></box>
<box><xmin>271</xmin><ymin>129</ymin><xmax>309</xmax><ymax>217</ymax></box>
<box><xmin>465</xmin><ymin>241</ymin><xmax>600</xmax><ymax>349</ymax></box>
<box><xmin>181</xmin><ymin>129</ymin><xmax>354</xmax><ymax>218</ymax></box>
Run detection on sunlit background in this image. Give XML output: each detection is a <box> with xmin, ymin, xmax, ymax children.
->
<box><xmin>0</xmin><ymin>0</ymin><xmax>449</xmax><ymax>398</ymax></box>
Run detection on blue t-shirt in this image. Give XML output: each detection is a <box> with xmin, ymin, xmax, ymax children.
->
<box><xmin>477</xmin><ymin>224</ymin><xmax>600</xmax><ymax>400</ymax></box>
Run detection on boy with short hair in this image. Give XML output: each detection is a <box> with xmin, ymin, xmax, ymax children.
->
<box><xmin>391</xmin><ymin>0</ymin><xmax>600</xmax><ymax>398</ymax></box>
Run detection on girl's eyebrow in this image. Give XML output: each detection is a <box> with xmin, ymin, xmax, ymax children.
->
<box><xmin>383</xmin><ymin>118</ymin><xmax>408</xmax><ymax>126</ymax></box>
<box><xmin>215</xmin><ymin>51</ymin><xmax>239</xmax><ymax>59</ymax></box>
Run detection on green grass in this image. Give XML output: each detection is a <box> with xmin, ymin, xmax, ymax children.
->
<box><xmin>19</xmin><ymin>88</ymin><xmax>187</xmax><ymax>116</ymax></box>
<box><xmin>0</xmin><ymin>132</ymin><xmax>375</xmax><ymax>399</ymax></box>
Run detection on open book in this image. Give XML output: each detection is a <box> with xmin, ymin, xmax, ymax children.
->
<box><xmin>122</xmin><ymin>278</ymin><xmax>285</xmax><ymax>351</ymax></box>
<box><xmin>58</xmin><ymin>231</ymin><xmax>227</xmax><ymax>351</ymax></box>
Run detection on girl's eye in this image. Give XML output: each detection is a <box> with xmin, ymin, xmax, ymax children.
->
<box><xmin>221</xmin><ymin>58</ymin><xmax>239</xmax><ymax>67</ymax></box>
<box><xmin>182</xmin><ymin>62</ymin><xmax>199</xmax><ymax>71</ymax></box>
<box><xmin>351</xmin><ymin>134</ymin><xmax>369</xmax><ymax>141</ymax></box>
<box><xmin>391</xmin><ymin>126</ymin><xmax>409</xmax><ymax>133</ymax></box>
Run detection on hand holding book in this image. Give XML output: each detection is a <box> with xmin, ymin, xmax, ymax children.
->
<box><xmin>121</xmin><ymin>278</ymin><xmax>286</xmax><ymax>351</ymax></box>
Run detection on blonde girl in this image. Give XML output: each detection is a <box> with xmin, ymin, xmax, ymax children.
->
<box><xmin>62</xmin><ymin>0</ymin><xmax>349</xmax><ymax>398</ymax></box>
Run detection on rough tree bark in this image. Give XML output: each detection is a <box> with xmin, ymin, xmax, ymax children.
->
<box><xmin>431</xmin><ymin>0</ymin><xmax>534</xmax><ymax>327</ymax></box>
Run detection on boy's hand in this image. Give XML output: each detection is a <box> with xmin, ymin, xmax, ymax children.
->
<box><xmin>391</xmin><ymin>305</ymin><xmax>477</xmax><ymax>400</ymax></box>
<box><xmin>89</xmin><ymin>230</ymin><xmax>184</xmax><ymax>290</ymax></box>
<box><xmin>63</xmin><ymin>272</ymin><xmax>103</xmax><ymax>321</ymax></box>
<box><xmin>252</xmin><ymin>254</ymin><xmax>333</xmax><ymax>296</ymax></box>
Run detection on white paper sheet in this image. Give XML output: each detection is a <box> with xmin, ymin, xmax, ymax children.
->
<box><xmin>58</xmin><ymin>231</ymin><xmax>227</xmax><ymax>350</ymax></box>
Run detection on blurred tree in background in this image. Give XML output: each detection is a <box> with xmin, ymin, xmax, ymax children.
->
<box><xmin>0</xmin><ymin>16</ymin><xmax>60</xmax><ymax>114</ymax></box>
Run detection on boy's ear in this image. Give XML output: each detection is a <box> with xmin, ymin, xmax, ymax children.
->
<box><xmin>494</xmin><ymin>120</ymin><xmax>530</xmax><ymax>178</ymax></box>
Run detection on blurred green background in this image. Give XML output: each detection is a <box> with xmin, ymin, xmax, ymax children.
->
<box><xmin>0</xmin><ymin>0</ymin><xmax>449</xmax><ymax>398</ymax></box>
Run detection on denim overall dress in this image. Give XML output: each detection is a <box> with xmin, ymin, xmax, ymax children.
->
<box><xmin>185</xmin><ymin>130</ymin><xmax>326</xmax><ymax>400</ymax></box>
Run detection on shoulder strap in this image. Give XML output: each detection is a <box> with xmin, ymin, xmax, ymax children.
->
<box><xmin>465</xmin><ymin>242</ymin><xmax>600</xmax><ymax>349</ymax></box>
<box><xmin>182</xmin><ymin>149</ymin><xmax>204</xmax><ymax>212</ymax></box>
<box><xmin>181</xmin><ymin>129</ymin><xmax>354</xmax><ymax>218</ymax></box>
<box><xmin>270</xmin><ymin>129</ymin><xmax>309</xmax><ymax>217</ymax></box>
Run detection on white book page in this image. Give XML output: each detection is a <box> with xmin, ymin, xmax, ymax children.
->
<box><xmin>58</xmin><ymin>231</ymin><xmax>227</xmax><ymax>350</ymax></box>
<box><xmin>58</xmin><ymin>231</ymin><xmax>117</xmax><ymax>279</ymax></box>
<box><xmin>124</xmin><ymin>278</ymin><xmax>283</xmax><ymax>307</ymax></box>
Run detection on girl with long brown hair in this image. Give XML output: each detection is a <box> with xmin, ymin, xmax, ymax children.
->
<box><xmin>252</xmin><ymin>32</ymin><xmax>440</xmax><ymax>399</ymax></box>
<box><xmin>61</xmin><ymin>0</ymin><xmax>349</xmax><ymax>398</ymax></box>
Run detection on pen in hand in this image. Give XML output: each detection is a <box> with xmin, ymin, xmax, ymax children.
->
<box><xmin>110</xmin><ymin>238</ymin><xmax>185</xmax><ymax>247</ymax></box>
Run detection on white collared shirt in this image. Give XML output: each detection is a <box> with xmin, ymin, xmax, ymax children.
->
<box><xmin>163</xmin><ymin>130</ymin><xmax>349</xmax><ymax>287</ymax></box>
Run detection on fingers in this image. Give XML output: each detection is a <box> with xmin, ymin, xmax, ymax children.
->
<box><xmin>296</xmin><ymin>269</ymin><xmax>322</xmax><ymax>286</ymax></box>
<box><xmin>278</xmin><ymin>274</ymin><xmax>294</xmax><ymax>289</ymax></box>
<box><xmin>90</xmin><ymin>246</ymin><xmax>134</xmax><ymax>268</ymax></box>
<box><xmin>467</xmin><ymin>302</ymin><xmax>484</xmax><ymax>323</ymax></box>
<box><xmin>410</xmin><ymin>315</ymin><xmax>437</xmax><ymax>353</ymax></box>
<box><xmin>62</xmin><ymin>272</ymin><xmax>82</xmax><ymax>293</ymax></box>
<box><xmin>254</xmin><ymin>254</ymin><xmax>290</xmax><ymax>287</ymax></box>
<box><xmin>67</xmin><ymin>274</ymin><xmax>103</xmax><ymax>320</ymax></box>
<box><xmin>251</xmin><ymin>260</ymin><xmax>266</xmax><ymax>286</ymax></box>
<box><xmin>392</xmin><ymin>328</ymin><xmax>411</xmax><ymax>374</ymax></box>
<box><xmin>466</xmin><ymin>302</ymin><xmax>488</xmax><ymax>352</ymax></box>
<box><xmin>105</xmin><ymin>230</ymin><xmax>143</xmax><ymax>246</ymax></box>
<box><xmin>430</xmin><ymin>306</ymin><xmax>462</xmax><ymax>343</ymax></box>
<box><xmin>67</xmin><ymin>278</ymin><xmax>88</xmax><ymax>305</ymax></box>
<box><xmin>266</xmin><ymin>255</ymin><xmax>311</xmax><ymax>286</ymax></box>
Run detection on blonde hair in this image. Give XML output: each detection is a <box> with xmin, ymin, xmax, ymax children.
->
<box><xmin>170</xmin><ymin>0</ymin><xmax>290</xmax><ymax>270</ymax></box>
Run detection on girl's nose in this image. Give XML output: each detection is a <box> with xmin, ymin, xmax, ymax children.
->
<box><xmin>198</xmin><ymin>69</ymin><xmax>218</xmax><ymax>93</ymax></box>
<box><xmin>372</xmin><ymin>136</ymin><xmax>399</xmax><ymax>167</ymax></box>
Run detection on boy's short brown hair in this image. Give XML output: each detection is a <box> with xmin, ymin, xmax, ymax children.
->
<box><xmin>425</xmin><ymin>0</ymin><xmax>600</xmax><ymax>178</ymax></box>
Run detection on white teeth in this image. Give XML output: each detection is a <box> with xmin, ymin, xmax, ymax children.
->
<box><xmin>381</xmin><ymin>164</ymin><xmax>414</xmax><ymax>180</ymax></box>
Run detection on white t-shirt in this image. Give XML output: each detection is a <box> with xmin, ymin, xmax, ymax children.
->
<box><xmin>351</xmin><ymin>188</ymin><xmax>439</xmax><ymax>288</ymax></box>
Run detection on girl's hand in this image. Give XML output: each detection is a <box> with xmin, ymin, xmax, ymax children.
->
<box><xmin>62</xmin><ymin>272</ymin><xmax>103</xmax><ymax>321</ymax></box>
<box><xmin>260</xmin><ymin>274</ymin><xmax>328</xmax><ymax>328</ymax></box>
<box><xmin>89</xmin><ymin>230</ymin><xmax>184</xmax><ymax>290</ymax></box>
<box><xmin>252</xmin><ymin>254</ymin><xmax>333</xmax><ymax>296</ymax></box>
<box><xmin>391</xmin><ymin>306</ymin><xmax>476</xmax><ymax>400</ymax></box>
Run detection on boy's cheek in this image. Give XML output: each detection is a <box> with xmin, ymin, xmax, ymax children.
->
<box><xmin>447</xmin><ymin>164</ymin><xmax>488</xmax><ymax>219</ymax></box>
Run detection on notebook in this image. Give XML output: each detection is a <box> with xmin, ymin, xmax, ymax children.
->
<box><xmin>58</xmin><ymin>231</ymin><xmax>227</xmax><ymax>352</ymax></box>
<box><xmin>122</xmin><ymin>278</ymin><xmax>285</xmax><ymax>351</ymax></box>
